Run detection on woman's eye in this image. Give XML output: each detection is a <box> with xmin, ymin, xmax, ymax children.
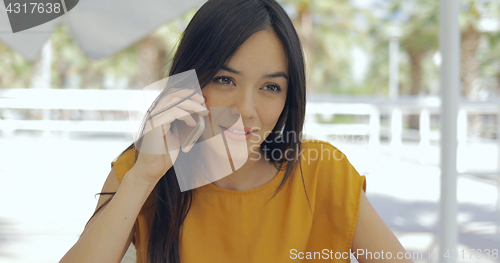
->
<box><xmin>214</xmin><ymin>76</ymin><xmax>234</xmax><ymax>85</ymax></box>
<box><xmin>262</xmin><ymin>85</ymin><xmax>282</xmax><ymax>93</ymax></box>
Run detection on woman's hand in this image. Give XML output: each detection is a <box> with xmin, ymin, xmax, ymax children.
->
<box><xmin>132</xmin><ymin>91</ymin><xmax>208</xmax><ymax>184</ymax></box>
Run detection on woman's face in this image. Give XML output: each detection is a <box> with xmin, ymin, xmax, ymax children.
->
<box><xmin>202</xmin><ymin>29</ymin><xmax>289</xmax><ymax>162</ymax></box>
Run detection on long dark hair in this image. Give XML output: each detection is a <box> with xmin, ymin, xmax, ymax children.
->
<box><xmin>90</xmin><ymin>0</ymin><xmax>306</xmax><ymax>262</ymax></box>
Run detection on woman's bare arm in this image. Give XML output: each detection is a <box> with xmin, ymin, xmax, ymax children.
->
<box><xmin>352</xmin><ymin>191</ymin><xmax>414</xmax><ymax>263</ymax></box>
<box><xmin>59</xmin><ymin>94</ymin><xmax>206</xmax><ymax>262</ymax></box>
<box><xmin>59</xmin><ymin>166</ymin><xmax>157</xmax><ymax>263</ymax></box>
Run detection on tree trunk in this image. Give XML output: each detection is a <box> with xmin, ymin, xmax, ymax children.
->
<box><xmin>461</xmin><ymin>25</ymin><xmax>481</xmax><ymax>137</ymax></box>
<box><xmin>408</xmin><ymin>49</ymin><xmax>425</xmax><ymax>130</ymax></box>
<box><xmin>28</xmin><ymin>55</ymin><xmax>43</xmax><ymax>120</ymax></box>
<box><xmin>296</xmin><ymin>5</ymin><xmax>315</xmax><ymax>93</ymax></box>
<box><xmin>461</xmin><ymin>25</ymin><xmax>480</xmax><ymax>99</ymax></box>
<box><xmin>137</xmin><ymin>35</ymin><xmax>168</xmax><ymax>88</ymax></box>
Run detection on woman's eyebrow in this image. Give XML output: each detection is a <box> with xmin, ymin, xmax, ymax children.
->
<box><xmin>221</xmin><ymin>65</ymin><xmax>242</xmax><ymax>75</ymax></box>
<box><xmin>263</xmin><ymin>72</ymin><xmax>288</xmax><ymax>80</ymax></box>
<box><xmin>221</xmin><ymin>65</ymin><xmax>288</xmax><ymax>80</ymax></box>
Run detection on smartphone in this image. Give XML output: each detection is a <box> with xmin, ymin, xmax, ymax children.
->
<box><xmin>174</xmin><ymin>113</ymin><xmax>205</xmax><ymax>153</ymax></box>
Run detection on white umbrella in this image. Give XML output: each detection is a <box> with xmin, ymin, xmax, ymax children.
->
<box><xmin>0</xmin><ymin>0</ymin><xmax>206</xmax><ymax>61</ymax></box>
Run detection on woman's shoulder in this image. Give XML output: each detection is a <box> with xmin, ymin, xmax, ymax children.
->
<box><xmin>299</xmin><ymin>139</ymin><xmax>366</xmax><ymax>194</ymax></box>
<box><xmin>298</xmin><ymin>140</ymin><xmax>366</xmax><ymax>252</ymax></box>
<box><xmin>111</xmin><ymin>146</ymin><xmax>137</xmax><ymax>183</ymax></box>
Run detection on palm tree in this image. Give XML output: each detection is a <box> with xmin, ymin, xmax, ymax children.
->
<box><xmin>377</xmin><ymin>0</ymin><xmax>499</xmax><ymax>130</ymax></box>
<box><xmin>281</xmin><ymin>0</ymin><xmax>370</xmax><ymax>94</ymax></box>
<box><xmin>381</xmin><ymin>0</ymin><xmax>439</xmax><ymax>129</ymax></box>
<box><xmin>0</xmin><ymin>42</ymin><xmax>33</xmax><ymax>90</ymax></box>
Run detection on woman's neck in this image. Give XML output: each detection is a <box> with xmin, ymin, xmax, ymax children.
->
<box><xmin>212</xmin><ymin>157</ymin><xmax>278</xmax><ymax>191</ymax></box>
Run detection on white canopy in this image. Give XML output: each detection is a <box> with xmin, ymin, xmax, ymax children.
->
<box><xmin>0</xmin><ymin>0</ymin><xmax>206</xmax><ymax>61</ymax></box>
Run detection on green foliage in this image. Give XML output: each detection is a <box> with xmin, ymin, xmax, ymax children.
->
<box><xmin>0</xmin><ymin>0</ymin><xmax>499</xmax><ymax>96</ymax></box>
<box><xmin>365</xmin><ymin>0</ymin><xmax>500</xmax><ymax>97</ymax></box>
<box><xmin>0</xmin><ymin>42</ymin><xmax>33</xmax><ymax>89</ymax></box>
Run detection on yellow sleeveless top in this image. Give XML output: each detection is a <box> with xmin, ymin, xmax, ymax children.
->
<box><xmin>111</xmin><ymin>140</ymin><xmax>366</xmax><ymax>262</ymax></box>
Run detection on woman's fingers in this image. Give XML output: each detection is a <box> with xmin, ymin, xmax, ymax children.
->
<box><xmin>170</xmin><ymin>107</ymin><xmax>198</xmax><ymax>126</ymax></box>
<box><xmin>186</xmin><ymin>92</ymin><xmax>205</xmax><ymax>104</ymax></box>
<box><xmin>133</xmin><ymin>92</ymin><xmax>205</xmax><ymax>180</ymax></box>
<box><xmin>155</xmin><ymin>96</ymin><xmax>207</xmax><ymax>115</ymax></box>
<box><xmin>140</xmin><ymin>92</ymin><xmax>207</xmax><ymax>154</ymax></box>
<box><xmin>150</xmin><ymin>106</ymin><xmax>197</xmax><ymax>127</ymax></box>
<box><xmin>174</xmin><ymin>99</ymin><xmax>209</xmax><ymax>116</ymax></box>
<box><xmin>154</xmin><ymin>91</ymin><xmax>203</xmax><ymax>109</ymax></box>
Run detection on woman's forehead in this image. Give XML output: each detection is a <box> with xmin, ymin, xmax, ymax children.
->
<box><xmin>222</xmin><ymin>30</ymin><xmax>289</xmax><ymax>77</ymax></box>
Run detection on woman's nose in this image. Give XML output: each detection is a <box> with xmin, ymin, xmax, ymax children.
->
<box><xmin>231</xmin><ymin>87</ymin><xmax>257</xmax><ymax>119</ymax></box>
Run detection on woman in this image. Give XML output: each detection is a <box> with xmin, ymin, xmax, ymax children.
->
<box><xmin>60</xmin><ymin>0</ymin><xmax>413</xmax><ymax>262</ymax></box>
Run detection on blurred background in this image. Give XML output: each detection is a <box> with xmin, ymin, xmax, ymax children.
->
<box><xmin>1</xmin><ymin>0</ymin><xmax>500</xmax><ymax>262</ymax></box>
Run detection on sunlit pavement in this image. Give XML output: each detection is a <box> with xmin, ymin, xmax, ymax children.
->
<box><xmin>0</xmin><ymin>134</ymin><xmax>499</xmax><ymax>263</ymax></box>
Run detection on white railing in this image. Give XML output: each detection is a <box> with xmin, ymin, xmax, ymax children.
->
<box><xmin>2</xmin><ymin>89</ymin><xmax>500</xmax><ymax>148</ymax></box>
<box><xmin>2</xmin><ymin>89</ymin><xmax>500</xmax><ymax>140</ymax></box>
<box><xmin>305</xmin><ymin>95</ymin><xmax>500</xmax><ymax>148</ymax></box>
<box><xmin>0</xmin><ymin>88</ymin><xmax>136</xmax><ymax>137</ymax></box>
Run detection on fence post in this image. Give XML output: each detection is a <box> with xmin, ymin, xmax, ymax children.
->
<box><xmin>0</xmin><ymin>109</ymin><xmax>15</xmax><ymax>137</ymax></box>
<box><xmin>30</xmin><ymin>39</ymin><xmax>53</xmax><ymax>138</ymax></box>
<box><xmin>369</xmin><ymin>107</ymin><xmax>380</xmax><ymax>146</ymax></box>
<box><xmin>391</xmin><ymin>107</ymin><xmax>402</xmax><ymax>154</ymax></box>
<box><xmin>457</xmin><ymin>108</ymin><xmax>468</xmax><ymax>172</ymax></box>
<box><xmin>419</xmin><ymin>108</ymin><xmax>431</xmax><ymax>164</ymax></box>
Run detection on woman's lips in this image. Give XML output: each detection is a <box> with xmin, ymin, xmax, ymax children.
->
<box><xmin>220</xmin><ymin>125</ymin><xmax>255</xmax><ymax>141</ymax></box>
